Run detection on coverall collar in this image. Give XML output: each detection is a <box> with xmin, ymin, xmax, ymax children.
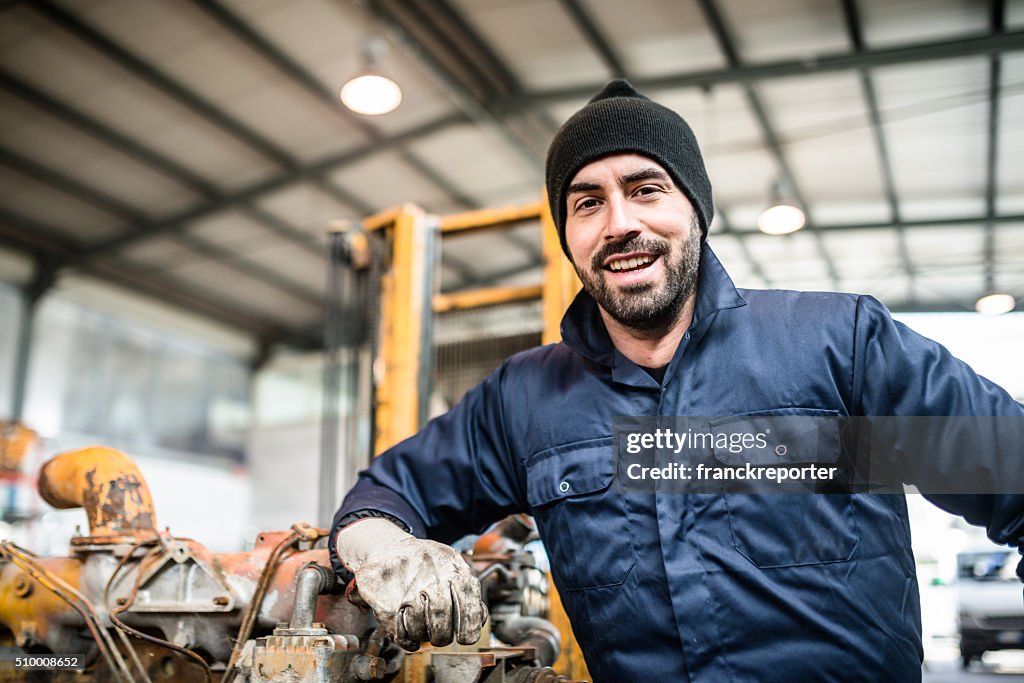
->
<box><xmin>559</xmin><ymin>241</ymin><xmax>747</xmax><ymax>379</ymax></box>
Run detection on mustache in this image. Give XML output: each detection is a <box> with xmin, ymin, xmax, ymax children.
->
<box><xmin>590</xmin><ymin>236</ymin><xmax>670</xmax><ymax>271</ymax></box>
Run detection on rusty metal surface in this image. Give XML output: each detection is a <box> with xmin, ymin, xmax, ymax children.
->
<box><xmin>37</xmin><ymin>447</ymin><xmax>156</xmax><ymax>540</ymax></box>
<box><xmin>241</xmin><ymin>630</ymin><xmax>360</xmax><ymax>683</ymax></box>
<box><xmin>0</xmin><ymin>554</ymin><xmax>87</xmax><ymax>653</ymax></box>
<box><xmin>431</xmin><ymin>649</ymin><xmax>585</xmax><ymax>683</ymax></box>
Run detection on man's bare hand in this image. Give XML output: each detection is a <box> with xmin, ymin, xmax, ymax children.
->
<box><xmin>335</xmin><ymin>518</ymin><xmax>488</xmax><ymax>651</ymax></box>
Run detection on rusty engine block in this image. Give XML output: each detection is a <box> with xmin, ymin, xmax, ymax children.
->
<box><xmin>0</xmin><ymin>447</ymin><xmax>584</xmax><ymax>683</ymax></box>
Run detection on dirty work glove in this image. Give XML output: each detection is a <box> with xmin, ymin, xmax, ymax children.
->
<box><xmin>334</xmin><ymin>518</ymin><xmax>487</xmax><ymax>651</ymax></box>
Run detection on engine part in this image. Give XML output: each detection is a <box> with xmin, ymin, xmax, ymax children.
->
<box><xmin>0</xmin><ymin>448</ymin><xmax>588</xmax><ymax>682</ymax></box>
<box><xmin>37</xmin><ymin>446</ymin><xmax>156</xmax><ymax>542</ymax></box>
<box><xmin>432</xmin><ymin>650</ymin><xmax>581</xmax><ymax>683</ymax></box>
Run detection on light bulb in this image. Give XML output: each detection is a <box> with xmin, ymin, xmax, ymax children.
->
<box><xmin>975</xmin><ymin>293</ymin><xmax>1016</xmax><ymax>315</ymax></box>
<box><xmin>340</xmin><ymin>74</ymin><xmax>402</xmax><ymax>115</ymax></box>
<box><xmin>757</xmin><ymin>204</ymin><xmax>805</xmax><ymax>235</ymax></box>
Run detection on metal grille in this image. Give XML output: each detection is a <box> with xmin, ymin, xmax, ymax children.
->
<box><xmin>432</xmin><ymin>300</ymin><xmax>542</xmax><ymax>411</ymax></box>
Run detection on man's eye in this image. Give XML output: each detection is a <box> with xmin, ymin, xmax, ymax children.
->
<box><xmin>635</xmin><ymin>185</ymin><xmax>661</xmax><ymax>197</ymax></box>
<box><xmin>575</xmin><ymin>198</ymin><xmax>600</xmax><ymax>212</ymax></box>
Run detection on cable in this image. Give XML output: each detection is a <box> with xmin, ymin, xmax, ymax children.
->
<box><xmin>0</xmin><ymin>541</ymin><xmax>135</xmax><ymax>683</ymax></box>
<box><xmin>104</xmin><ymin>537</ymin><xmax>213</xmax><ymax>683</ymax></box>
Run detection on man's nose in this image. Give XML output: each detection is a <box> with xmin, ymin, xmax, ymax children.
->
<box><xmin>604</xmin><ymin>194</ymin><xmax>640</xmax><ymax>242</ymax></box>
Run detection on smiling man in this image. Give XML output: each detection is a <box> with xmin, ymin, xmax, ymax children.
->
<box><xmin>564</xmin><ymin>153</ymin><xmax>701</xmax><ymax>368</ymax></box>
<box><xmin>330</xmin><ymin>80</ymin><xmax>1024</xmax><ymax>682</ymax></box>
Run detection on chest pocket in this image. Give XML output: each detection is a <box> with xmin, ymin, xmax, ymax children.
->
<box><xmin>526</xmin><ymin>438</ymin><xmax>635</xmax><ymax>590</ymax></box>
<box><xmin>716</xmin><ymin>408</ymin><xmax>860</xmax><ymax>568</ymax></box>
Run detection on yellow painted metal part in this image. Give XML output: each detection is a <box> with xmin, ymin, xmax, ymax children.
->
<box><xmin>432</xmin><ymin>284</ymin><xmax>543</xmax><ymax>314</ymax></box>
<box><xmin>0</xmin><ymin>554</ymin><xmax>83</xmax><ymax>650</ymax></box>
<box><xmin>37</xmin><ymin>446</ymin><xmax>156</xmax><ymax>539</ymax></box>
<box><xmin>370</xmin><ymin>196</ymin><xmax>590</xmax><ymax>679</ymax></box>
<box><xmin>374</xmin><ymin>205</ymin><xmax>431</xmax><ymax>455</ymax></box>
<box><xmin>361</xmin><ymin>206</ymin><xmax>403</xmax><ymax>233</ymax></box>
<box><xmin>439</xmin><ymin>201</ymin><xmax>544</xmax><ymax>235</ymax></box>
<box><xmin>541</xmin><ymin>192</ymin><xmax>582</xmax><ymax>345</ymax></box>
<box><xmin>0</xmin><ymin>421</ymin><xmax>36</xmax><ymax>474</ymax></box>
<box><xmin>539</xmin><ymin>195</ymin><xmax>590</xmax><ymax>681</ymax></box>
<box><xmin>547</xmin><ymin>571</ymin><xmax>592</xmax><ymax>681</ymax></box>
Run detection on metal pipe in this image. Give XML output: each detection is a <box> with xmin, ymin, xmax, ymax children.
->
<box><xmin>37</xmin><ymin>446</ymin><xmax>157</xmax><ymax>539</ymax></box>
<box><xmin>289</xmin><ymin>562</ymin><xmax>336</xmax><ymax>631</ymax></box>
<box><xmin>492</xmin><ymin>611</ymin><xmax>562</xmax><ymax>668</ymax></box>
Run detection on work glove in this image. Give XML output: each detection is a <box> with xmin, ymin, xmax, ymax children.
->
<box><xmin>334</xmin><ymin>518</ymin><xmax>488</xmax><ymax>651</ymax></box>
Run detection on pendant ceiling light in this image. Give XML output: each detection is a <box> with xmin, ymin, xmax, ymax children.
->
<box><xmin>975</xmin><ymin>293</ymin><xmax>1016</xmax><ymax>315</ymax></box>
<box><xmin>340</xmin><ymin>37</ymin><xmax>402</xmax><ymax>116</ymax></box>
<box><xmin>757</xmin><ymin>179</ymin><xmax>805</xmax><ymax>235</ymax></box>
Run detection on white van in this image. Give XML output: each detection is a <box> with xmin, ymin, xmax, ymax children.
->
<box><xmin>956</xmin><ymin>547</ymin><xmax>1024</xmax><ymax>668</ymax></box>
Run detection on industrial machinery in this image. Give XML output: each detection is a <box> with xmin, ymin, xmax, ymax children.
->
<box><xmin>0</xmin><ymin>446</ymin><xmax>581</xmax><ymax>682</ymax></box>
<box><xmin>0</xmin><ymin>200</ymin><xmax>591</xmax><ymax>682</ymax></box>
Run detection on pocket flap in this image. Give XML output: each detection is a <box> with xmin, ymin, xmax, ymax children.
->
<box><xmin>708</xmin><ymin>408</ymin><xmax>841</xmax><ymax>466</ymax></box>
<box><xmin>526</xmin><ymin>439</ymin><xmax>614</xmax><ymax>507</ymax></box>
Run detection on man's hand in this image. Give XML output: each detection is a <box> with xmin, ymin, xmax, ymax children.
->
<box><xmin>335</xmin><ymin>518</ymin><xmax>488</xmax><ymax>651</ymax></box>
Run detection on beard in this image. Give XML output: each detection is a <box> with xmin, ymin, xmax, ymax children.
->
<box><xmin>573</xmin><ymin>218</ymin><xmax>702</xmax><ymax>332</ymax></box>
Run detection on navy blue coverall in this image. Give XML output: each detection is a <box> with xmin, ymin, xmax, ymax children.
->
<box><xmin>332</xmin><ymin>243</ymin><xmax>1024</xmax><ymax>682</ymax></box>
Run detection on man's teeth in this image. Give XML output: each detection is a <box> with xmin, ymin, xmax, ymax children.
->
<box><xmin>608</xmin><ymin>255</ymin><xmax>654</xmax><ymax>272</ymax></box>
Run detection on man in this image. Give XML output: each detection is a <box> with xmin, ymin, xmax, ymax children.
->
<box><xmin>331</xmin><ymin>80</ymin><xmax>1024</xmax><ymax>682</ymax></box>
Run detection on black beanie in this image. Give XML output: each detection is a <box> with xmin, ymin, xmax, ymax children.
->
<box><xmin>545</xmin><ymin>79</ymin><xmax>713</xmax><ymax>258</ymax></box>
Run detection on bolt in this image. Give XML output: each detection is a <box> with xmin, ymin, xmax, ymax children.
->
<box><xmin>212</xmin><ymin>596</ymin><xmax>229</xmax><ymax>606</ymax></box>
<box><xmin>13</xmin><ymin>574</ymin><xmax>32</xmax><ymax>598</ymax></box>
<box><xmin>352</xmin><ymin>654</ymin><xmax>386</xmax><ymax>680</ymax></box>
<box><xmin>116</xmin><ymin>597</ymin><xmax>128</xmax><ymax>606</ymax></box>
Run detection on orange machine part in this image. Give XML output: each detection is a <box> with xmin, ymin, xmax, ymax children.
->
<box><xmin>37</xmin><ymin>446</ymin><xmax>157</xmax><ymax>540</ymax></box>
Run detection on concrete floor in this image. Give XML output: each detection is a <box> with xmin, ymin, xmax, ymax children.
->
<box><xmin>923</xmin><ymin>649</ymin><xmax>1024</xmax><ymax>682</ymax></box>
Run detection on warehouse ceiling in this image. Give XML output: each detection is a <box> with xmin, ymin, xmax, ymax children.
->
<box><xmin>1</xmin><ymin>0</ymin><xmax>1023</xmax><ymax>352</ymax></box>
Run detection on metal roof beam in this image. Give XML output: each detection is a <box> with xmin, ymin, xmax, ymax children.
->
<box><xmin>0</xmin><ymin>147</ymin><xmax>326</xmax><ymax>307</ymax></box>
<box><xmin>413</xmin><ymin>0</ymin><xmax>563</xmax><ymax>139</ymax></box>
<box><xmin>714</xmin><ymin>207</ymin><xmax>773</xmax><ymax>287</ymax></box>
<box><xmin>363</xmin><ymin>0</ymin><xmax>546</xmax><ymax>264</ymax></box>
<box><xmin>0</xmin><ymin>69</ymin><xmax>325</xmax><ymax>261</ymax></box>
<box><xmin>58</xmin><ymin>114</ymin><xmax>463</xmax><ymax>263</ymax></box>
<box><xmin>558</xmin><ymin>0</ymin><xmax>627</xmax><ymax>78</ymax></box>
<box><xmin>721</xmin><ymin>212</ymin><xmax>1024</xmax><ymax>234</ymax></box>
<box><xmin>0</xmin><ymin>207</ymin><xmax>318</xmax><ymax>348</ymax></box>
<box><xmin>508</xmin><ymin>30</ymin><xmax>1024</xmax><ymax>109</ymax></box>
<box><xmin>696</xmin><ymin>0</ymin><xmax>841</xmax><ymax>289</ymax></box>
<box><xmin>839</xmin><ymin>0</ymin><xmax>916</xmax><ymax>293</ymax></box>
<box><xmin>0</xmin><ymin>149</ymin><xmax>328</xmax><ymax>311</ymax></box>
<box><xmin>368</xmin><ymin>0</ymin><xmax>548</xmax><ymax>164</ymax></box>
<box><xmin>191</xmin><ymin>0</ymin><xmax>517</xmax><ymax>284</ymax></box>
<box><xmin>984</xmin><ymin>0</ymin><xmax>1006</xmax><ymax>293</ymax></box>
<box><xmin>192</xmin><ymin>0</ymin><xmax>474</xmax><ymax>211</ymax></box>
<box><xmin>31</xmin><ymin>0</ymin><xmax>369</xmax><ymax>216</ymax></box>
